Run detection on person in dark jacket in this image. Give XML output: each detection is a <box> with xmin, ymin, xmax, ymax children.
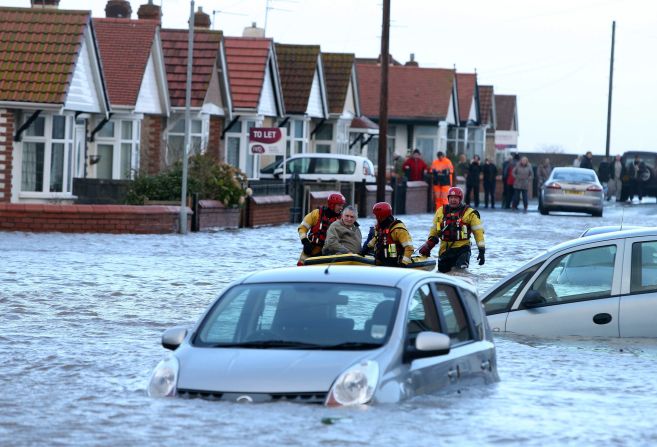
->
<box><xmin>502</xmin><ymin>153</ymin><xmax>519</xmax><ymax>208</ymax></box>
<box><xmin>465</xmin><ymin>155</ymin><xmax>481</xmax><ymax>207</ymax></box>
<box><xmin>580</xmin><ymin>151</ymin><xmax>594</xmax><ymax>170</ymax></box>
<box><xmin>482</xmin><ymin>158</ymin><xmax>498</xmax><ymax>208</ymax></box>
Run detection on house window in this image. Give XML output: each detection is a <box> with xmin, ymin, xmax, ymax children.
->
<box><xmin>224</xmin><ymin>119</ymin><xmax>259</xmax><ymax>178</ymax></box>
<box><xmin>314</xmin><ymin>122</ymin><xmax>333</xmax><ymax>153</ymax></box>
<box><xmin>21</xmin><ymin>114</ymin><xmax>75</xmax><ymax>194</ymax></box>
<box><xmin>368</xmin><ymin>126</ymin><xmax>396</xmax><ymax>167</ymax></box>
<box><xmin>336</xmin><ymin>119</ymin><xmax>349</xmax><ymax>154</ymax></box>
<box><xmin>166</xmin><ymin>115</ymin><xmax>207</xmax><ymax>166</ymax></box>
<box><xmin>94</xmin><ymin>119</ymin><xmax>140</xmax><ymax>180</ymax></box>
<box><xmin>285</xmin><ymin>119</ymin><xmax>307</xmax><ymax>156</ymax></box>
<box><xmin>415</xmin><ymin>126</ymin><xmax>438</xmax><ymax>162</ymax></box>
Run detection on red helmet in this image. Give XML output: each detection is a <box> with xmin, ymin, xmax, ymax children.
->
<box><xmin>372</xmin><ymin>202</ymin><xmax>393</xmax><ymax>222</ymax></box>
<box><xmin>447</xmin><ymin>186</ymin><xmax>464</xmax><ymax>203</ymax></box>
<box><xmin>327</xmin><ymin>193</ymin><xmax>346</xmax><ymax>209</ymax></box>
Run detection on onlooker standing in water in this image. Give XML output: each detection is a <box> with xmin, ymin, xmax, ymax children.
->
<box><xmin>512</xmin><ymin>156</ymin><xmax>533</xmax><ymax>211</ymax></box>
<box><xmin>482</xmin><ymin>158</ymin><xmax>498</xmax><ymax>209</ymax></box>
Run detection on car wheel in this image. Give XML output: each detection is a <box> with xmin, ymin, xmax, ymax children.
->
<box><xmin>539</xmin><ymin>204</ymin><xmax>548</xmax><ymax>215</ymax></box>
<box><xmin>640</xmin><ymin>167</ymin><xmax>653</xmax><ymax>183</ymax></box>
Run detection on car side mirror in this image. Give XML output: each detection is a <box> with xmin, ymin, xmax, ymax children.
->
<box><xmin>161</xmin><ymin>326</ymin><xmax>188</xmax><ymax>351</ymax></box>
<box><xmin>403</xmin><ymin>331</ymin><xmax>451</xmax><ymax>362</ymax></box>
<box><xmin>522</xmin><ymin>290</ymin><xmax>546</xmax><ymax>309</ymax></box>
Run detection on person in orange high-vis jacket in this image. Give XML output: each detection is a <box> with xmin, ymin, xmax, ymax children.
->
<box><xmin>430</xmin><ymin>151</ymin><xmax>454</xmax><ymax>210</ymax></box>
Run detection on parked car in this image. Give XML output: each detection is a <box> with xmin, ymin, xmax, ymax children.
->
<box><xmin>259</xmin><ymin>153</ymin><xmax>376</xmax><ymax>182</ymax></box>
<box><xmin>620</xmin><ymin>151</ymin><xmax>657</xmax><ymax>201</ymax></box>
<box><xmin>481</xmin><ymin>227</ymin><xmax>657</xmax><ymax>337</ymax></box>
<box><xmin>538</xmin><ymin>167</ymin><xmax>604</xmax><ymax>217</ymax></box>
<box><xmin>148</xmin><ymin>266</ymin><xmax>498</xmax><ymax>405</ymax></box>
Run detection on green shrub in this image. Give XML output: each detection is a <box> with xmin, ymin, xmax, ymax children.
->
<box><xmin>125</xmin><ymin>153</ymin><xmax>248</xmax><ymax>207</ymax></box>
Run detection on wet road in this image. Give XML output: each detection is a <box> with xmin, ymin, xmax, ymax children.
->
<box><xmin>2</xmin><ymin>200</ymin><xmax>657</xmax><ymax>446</ymax></box>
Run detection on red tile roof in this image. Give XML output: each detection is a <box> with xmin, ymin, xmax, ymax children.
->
<box><xmin>478</xmin><ymin>85</ymin><xmax>494</xmax><ymax>127</ymax></box>
<box><xmin>456</xmin><ymin>72</ymin><xmax>477</xmax><ymax>124</ymax></box>
<box><xmin>322</xmin><ymin>52</ymin><xmax>354</xmax><ymax>115</ymax></box>
<box><xmin>495</xmin><ymin>94</ymin><xmax>517</xmax><ymax>131</ymax></box>
<box><xmin>223</xmin><ymin>36</ymin><xmax>271</xmax><ymax>111</ymax></box>
<box><xmin>160</xmin><ymin>28</ymin><xmax>222</xmax><ymax>108</ymax></box>
<box><xmin>94</xmin><ymin>18</ymin><xmax>157</xmax><ymax>107</ymax></box>
<box><xmin>356</xmin><ymin>64</ymin><xmax>454</xmax><ymax>121</ymax></box>
<box><xmin>0</xmin><ymin>7</ymin><xmax>90</xmax><ymax>105</ymax></box>
<box><xmin>276</xmin><ymin>43</ymin><xmax>320</xmax><ymax>114</ymax></box>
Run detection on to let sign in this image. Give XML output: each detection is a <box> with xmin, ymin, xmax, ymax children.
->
<box><xmin>249</xmin><ymin>127</ymin><xmax>286</xmax><ymax>155</ymax></box>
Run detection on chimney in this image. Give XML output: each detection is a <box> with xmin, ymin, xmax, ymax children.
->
<box><xmin>105</xmin><ymin>0</ymin><xmax>132</xmax><ymax>19</ymax></box>
<box><xmin>137</xmin><ymin>0</ymin><xmax>161</xmax><ymax>23</ymax></box>
<box><xmin>404</xmin><ymin>53</ymin><xmax>419</xmax><ymax>67</ymax></box>
<box><xmin>194</xmin><ymin>6</ymin><xmax>211</xmax><ymax>29</ymax></box>
<box><xmin>30</xmin><ymin>0</ymin><xmax>60</xmax><ymax>8</ymax></box>
<box><xmin>242</xmin><ymin>22</ymin><xmax>265</xmax><ymax>38</ymax></box>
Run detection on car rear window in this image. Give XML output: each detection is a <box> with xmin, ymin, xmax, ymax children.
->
<box><xmin>553</xmin><ymin>171</ymin><xmax>597</xmax><ymax>183</ymax></box>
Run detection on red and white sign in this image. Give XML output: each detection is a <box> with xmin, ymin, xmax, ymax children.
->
<box><xmin>249</xmin><ymin>127</ymin><xmax>286</xmax><ymax>155</ymax></box>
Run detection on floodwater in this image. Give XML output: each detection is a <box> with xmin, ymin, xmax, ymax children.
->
<box><xmin>2</xmin><ymin>200</ymin><xmax>657</xmax><ymax>446</ymax></box>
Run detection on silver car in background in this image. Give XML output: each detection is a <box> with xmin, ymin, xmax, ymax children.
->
<box><xmin>539</xmin><ymin>167</ymin><xmax>604</xmax><ymax>217</ymax></box>
<box><xmin>149</xmin><ymin>266</ymin><xmax>498</xmax><ymax>406</ymax></box>
<box><xmin>481</xmin><ymin>228</ymin><xmax>657</xmax><ymax>337</ymax></box>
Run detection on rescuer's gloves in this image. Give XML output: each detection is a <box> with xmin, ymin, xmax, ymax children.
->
<box><xmin>302</xmin><ymin>238</ymin><xmax>314</xmax><ymax>255</ymax></box>
<box><xmin>477</xmin><ymin>248</ymin><xmax>486</xmax><ymax>265</ymax></box>
<box><xmin>419</xmin><ymin>238</ymin><xmax>438</xmax><ymax>257</ymax></box>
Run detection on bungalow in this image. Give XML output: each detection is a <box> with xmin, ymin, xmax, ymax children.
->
<box><xmin>495</xmin><ymin>94</ymin><xmax>519</xmax><ymax>156</ymax></box>
<box><xmin>453</xmin><ymin>72</ymin><xmax>485</xmax><ymax>160</ymax></box>
<box><xmin>223</xmin><ymin>29</ymin><xmax>285</xmax><ymax>178</ymax></box>
<box><xmin>478</xmin><ymin>85</ymin><xmax>497</xmax><ymax>162</ymax></box>
<box><xmin>92</xmin><ymin>11</ymin><xmax>170</xmax><ymax>180</ymax></box>
<box><xmin>0</xmin><ymin>3</ymin><xmax>110</xmax><ymax>204</ymax></box>
<box><xmin>356</xmin><ymin>56</ymin><xmax>458</xmax><ymax>168</ymax></box>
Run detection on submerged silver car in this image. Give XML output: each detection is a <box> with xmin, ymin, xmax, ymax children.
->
<box><xmin>539</xmin><ymin>167</ymin><xmax>604</xmax><ymax>217</ymax></box>
<box><xmin>149</xmin><ymin>266</ymin><xmax>498</xmax><ymax>406</ymax></box>
<box><xmin>481</xmin><ymin>228</ymin><xmax>657</xmax><ymax>337</ymax></box>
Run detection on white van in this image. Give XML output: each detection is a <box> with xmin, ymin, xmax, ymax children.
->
<box><xmin>259</xmin><ymin>153</ymin><xmax>376</xmax><ymax>182</ymax></box>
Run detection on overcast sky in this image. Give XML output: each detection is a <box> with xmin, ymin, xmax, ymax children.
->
<box><xmin>6</xmin><ymin>0</ymin><xmax>657</xmax><ymax>155</ymax></box>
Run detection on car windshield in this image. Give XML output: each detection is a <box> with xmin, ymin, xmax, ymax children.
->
<box><xmin>552</xmin><ymin>171</ymin><xmax>597</xmax><ymax>183</ymax></box>
<box><xmin>194</xmin><ymin>283</ymin><xmax>400</xmax><ymax>349</ymax></box>
<box><xmin>259</xmin><ymin>158</ymin><xmax>283</xmax><ymax>174</ymax></box>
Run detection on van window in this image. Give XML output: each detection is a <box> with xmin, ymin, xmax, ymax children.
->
<box><xmin>312</xmin><ymin>158</ymin><xmax>356</xmax><ymax>175</ymax></box>
<box><xmin>287</xmin><ymin>157</ymin><xmax>310</xmax><ymax>174</ymax></box>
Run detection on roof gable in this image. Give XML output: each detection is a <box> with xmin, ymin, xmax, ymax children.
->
<box><xmin>161</xmin><ymin>28</ymin><xmax>222</xmax><ymax>108</ymax></box>
<box><xmin>0</xmin><ymin>7</ymin><xmax>100</xmax><ymax>107</ymax></box>
<box><xmin>276</xmin><ymin>43</ymin><xmax>323</xmax><ymax>115</ymax></box>
<box><xmin>456</xmin><ymin>72</ymin><xmax>478</xmax><ymax>124</ymax></box>
<box><xmin>322</xmin><ymin>52</ymin><xmax>355</xmax><ymax>115</ymax></box>
<box><xmin>224</xmin><ymin>36</ymin><xmax>272</xmax><ymax>111</ymax></box>
<box><xmin>356</xmin><ymin>63</ymin><xmax>454</xmax><ymax>121</ymax></box>
<box><xmin>495</xmin><ymin>94</ymin><xmax>517</xmax><ymax>131</ymax></box>
<box><xmin>478</xmin><ymin>85</ymin><xmax>495</xmax><ymax>128</ymax></box>
<box><xmin>94</xmin><ymin>18</ymin><xmax>157</xmax><ymax>108</ymax></box>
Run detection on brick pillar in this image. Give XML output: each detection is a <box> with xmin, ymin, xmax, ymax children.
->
<box><xmin>208</xmin><ymin>115</ymin><xmax>224</xmax><ymax>161</ymax></box>
<box><xmin>0</xmin><ymin>109</ymin><xmax>14</xmax><ymax>203</ymax></box>
<box><xmin>140</xmin><ymin>114</ymin><xmax>165</xmax><ymax>175</ymax></box>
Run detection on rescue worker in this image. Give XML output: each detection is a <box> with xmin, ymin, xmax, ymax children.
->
<box><xmin>297</xmin><ymin>192</ymin><xmax>346</xmax><ymax>265</ymax></box>
<box><xmin>362</xmin><ymin>202</ymin><xmax>414</xmax><ymax>267</ymax></box>
<box><xmin>430</xmin><ymin>151</ymin><xmax>454</xmax><ymax>210</ymax></box>
<box><xmin>418</xmin><ymin>186</ymin><xmax>485</xmax><ymax>273</ymax></box>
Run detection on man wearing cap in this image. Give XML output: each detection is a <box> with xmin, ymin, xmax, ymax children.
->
<box><xmin>430</xmin><ymin>151</ymin><xmax>454</xmax><ymax>209</ymax></box>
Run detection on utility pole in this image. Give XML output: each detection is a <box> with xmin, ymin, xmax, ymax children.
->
<box><xmin>605</xmin><ymin>20</ymin><xmax>615</xmax><ymax>158</ymax></box>
<box><xmin>377</xmin><ymin>0</ymin><xmax>390</xmax><ymax>203</ymax></box>
<box><xmin>179</xmin><ymin>1</ymin><xmax>195</xmax><ymax>234</ymax></box>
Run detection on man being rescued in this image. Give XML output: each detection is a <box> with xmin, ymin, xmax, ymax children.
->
<box><xmin>418</xmin><ymin>186</ymin><xmax>486</xmax><ymax>273</ymax></box>
<box><xmin>362</xmin><ymin>202</ymin><xmax>414</xmax><ymax>268</ymax></box>
<box><xmin>297</xmin><ymin>193</ymin><xmax>346</xmax><ymax>265</ymax></box>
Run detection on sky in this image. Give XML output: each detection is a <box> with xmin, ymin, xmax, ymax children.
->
<box><xmin>5</xmin><ymin>0</ymin><xmax>657</xmax><ymax>155</ymax></box>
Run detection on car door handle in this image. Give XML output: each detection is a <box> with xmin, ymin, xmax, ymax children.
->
<box><xmin>593</xmin><ymin>313</ymin><xmax>613</xmax><ymax>325</ymax></box>
<box><xmin>481</xmin><ymin>360</ymin><xmax>491</xmax><ymax>371</ymax></box>
<box><xmin>448</xmin><ymin>365</ymin><xmax>460</xmax><ymax>380</ymax></box>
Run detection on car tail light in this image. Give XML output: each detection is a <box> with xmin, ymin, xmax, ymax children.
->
<box><xmin>546</xmin><ymin>182</ymin><xmax>562</xmax><ymax>189</ymax></box>
<box><xmin>587</xmin><ymin>185</ymin><xmax>603</xmax><ymax>192</ymax></box>
<box><xmin>363</xmin><ymin>164</ymin><xmax>371</xmax><ymax>176</ymax></box>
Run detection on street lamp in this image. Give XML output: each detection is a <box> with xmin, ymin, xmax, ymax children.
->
<box><xmin>179</xmin><ymin>0</ymin><xmax>195</xmax><ymax>234</ymax></box>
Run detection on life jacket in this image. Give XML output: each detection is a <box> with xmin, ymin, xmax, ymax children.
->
<box><xmin>375</xmin><ymin>219</ymin><xmax>405</xmax><ymax>266</ymax></box>
<box><xmin>440</xmin><ymin>205</ymin><xmax>471</xmax><ymax>242</ymax></box>
<box><xmin>308</xmin><ymin>206</ymin><xmax>339</xmax><ymax>246</ymax></box>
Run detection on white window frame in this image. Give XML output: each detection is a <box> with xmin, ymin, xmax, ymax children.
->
<box><xmin>286</xmin><ymin>118</ymin><xmax>308</xmax><ymax>156</ymax></box>
<box><xmin>312</xmin><ymin>121</ymin><xmax>334</xmax><ymax>153</ymax></box>
<box><xmin>18</xmin><ymin>113</ymin><xmax>76</xmax><ymax>199</ymax></box>
<box><xmin>165</xmin><ymin>113</ymin><xmax>209</xmax><ymax>167</ymax></box>
<box><xmin>94</xmin><ymin>117</ymin><xmax>141</xmax><ymax>180</ymax></box>
<box><xmin>224</xmin><ymin>117</ymin><xmax>262</xmax><ymax>179</ymax></box>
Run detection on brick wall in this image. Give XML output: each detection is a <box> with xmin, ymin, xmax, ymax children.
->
<box><xmin>141</xmin><ymin>115</ymin><xmax>165</xmax><ymax>175</ymax></box>
<box><xmin>208</xmin><ymin>116</ymin><xmax>224</xmax><ymax>160</ymax></box>
<box><xmin>364</xmin><ymin>185</ymin><xmax>392</xmax><ymax>217</ymax></box>
<box><xmin>0</xmin><ymin>109</ymin><xmax>14</xmax><ymax>203</ymax></box>
<box><xmin>247</xmin><ymin>195</ymin><xmax>293</xmax><ymax>227</ymax></box>
<box><xmin>198</xmin><ymin>199</ymin><xmax>239</xmax><ymax>229</ymax></box>
<box><xmin>0</xmin><ymin>204</ymin><xmax>190</xmax><ymax>234</ymax></box>
<box><xmin>405</xmin><ymin>181</ymin><xmax>429</xmax><ymax>214</ymax></box>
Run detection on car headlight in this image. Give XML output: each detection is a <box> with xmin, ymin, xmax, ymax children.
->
<box><xmin>148</xmin><ymin>355</ymin><xmax>179</xmax><ymax>398</ymax></box>
<box><xmin>326</xmin><ymin>360</ymin><xmax>379</xmax><ymax>407</ymax></box>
